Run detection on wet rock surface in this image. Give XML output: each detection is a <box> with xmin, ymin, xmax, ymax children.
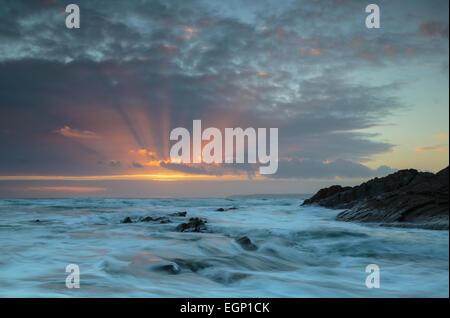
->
<box><xmin>303</xmin><ymin>167</ymin><xmax>449</xmax><ymax>230</ymax></box>
<box><xmin>151</xmin><ymin>262</ymin><xmax>180</xmax><ymax>275</ymax></box>
<box><xmin>170</xmin><ymin>211</ymin><xmax>187</xmax><ymax>217</ymax></box>
<box><xmin>122</xmin><ymin>212</ymin><xmax>188</xmax><ymax>224</ymax></box>
<box><xmin>140</xmin><ymin>216</ymin><xmax>172</xmax><ymax>223</ymax></box>
<box><xmin>121</xmin><ymin>216</ymin><xmax>133</xmax><ymax>224</ymax></box>
<box><xmin>216</xmin><ymin>207</ymin><xmax>238</xmax><ymax>212</ymax></box>
<box><xmin>235</xmin><ymin>236</ymin><xmax>258</xmax><ymax>251</ymax></box>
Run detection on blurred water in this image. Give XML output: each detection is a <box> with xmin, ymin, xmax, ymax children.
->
<box><xmin>0</xmin><ymin>198</ymin><xmax>448</xmax><ymax>297</ymax></box>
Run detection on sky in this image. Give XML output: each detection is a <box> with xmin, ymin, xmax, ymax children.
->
<box><xmin>0</xmin><ymin>0</ymin><xmax>448</xmax><ymax>198</ymax></box>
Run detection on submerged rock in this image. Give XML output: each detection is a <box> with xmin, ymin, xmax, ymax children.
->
<box><xmin>216</xmin><ymin>207</ymin><xmax>238</xmax><ymax>212</ymax></box>
<box><xmin>209</xmin><ymin>272</ymin><xmax>250</xmax><ymax>285</ymax></box>
<box><xmin>235</xmin><ymin>236</ymin><xmax>258</xmax><ymax>251</ymax></box>
<box><xmin>140</xmin><ymin>216</ymin><xmax>172</xmax><ymax>223</ymax></box>
<box><xmin>170</xmin><ymin>211</ymin><xmax>187</xmax><ymax>217</ymax></box>
<box><xmin>303</xmin><ymin>166</ymin><xmax>449</xmax><ymax>230</ymax></box>
<box><xmin>158</xmin><ymin>218</ymin><xmax>172</xmax><ymax>224</ymax></box>
<box><xmin>175</xmin><ymin>217</ymin><xmax>207</xmax><ymax>232</ymax></box>
<box><xmin>121</xmin><ymin>217</ymin><xmax>133</xmax><ymax>224</ymax></box>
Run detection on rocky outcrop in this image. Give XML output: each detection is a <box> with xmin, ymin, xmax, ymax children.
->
<box><xmin>303</xmin><ymin>167</ymin><xmax>449</xmax><ymax>230</ymax></box>
<box><xmin>302</xmin><ymin>185</ymin><xmax>352</xmax><ymax>207</ymax></box>
<box><xmin>175</xmin><ymin>217</ymin><xmax>208</xmax><ymax>232</ymax></box>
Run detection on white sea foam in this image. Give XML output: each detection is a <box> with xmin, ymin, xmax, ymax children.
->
<box><xmin>0</xmin><ymin>198</ymin><xmax>448</xmax><ymax>297</ymax></box>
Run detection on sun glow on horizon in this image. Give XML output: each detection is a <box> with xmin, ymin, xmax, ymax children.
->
<box><xmin>0</xmin><ymin>173</ymin><xmax>253</xmax><ymax>181</ymax></box>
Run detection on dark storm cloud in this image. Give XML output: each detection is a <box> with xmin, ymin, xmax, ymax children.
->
<box><xmin>0</xmin><ymin>0</ymin><xmax>448</xmax><ymax>179</ymax></box>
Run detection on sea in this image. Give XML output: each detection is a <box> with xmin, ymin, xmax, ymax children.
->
<box><xmin>0</xmin><ymin>197</ymin><xmax>448</xmax><ymax>297</ymax></box>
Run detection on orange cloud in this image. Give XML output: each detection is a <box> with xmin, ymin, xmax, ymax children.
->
<box><xmin>26</xmin><ymin>186</ymin><xmax>107</xmax><ymax>192</ymax></box>
<box><xmin>182</xmin><ymin>26</ymin><xmax>196</xmax><ymax>39</ymax></box>
<box><xmin>309</xmin><ymin>48</ymin><xmax>323</xmax><ymax>56</ymax></box>
<box><xmin>257</xmin><ymin>71</ymin><xmax>268</xmax><ymax>77</ymax></box>
<box><xmin>55</xmin><ymin>126</ymin><xmax>100</xmax><ymax>139</ymax></box>
<box><xmin>300</xmin><ymin>48</ymin><xmax>323</xmax><ymax>56</ymax></box>
<box><xmin>415</xmin><ymin>145</ymin><xmax>448</xmax><ymax>152</ymax></box>
<box><xmin>433</xmin><ymin>132</ymin><xmax>449</xmax><ymax>139</ymax></box>
<box><xmin>129</xmin><ymin>148</ymin><xmax>157</xmax><ymax>157</ymax></box>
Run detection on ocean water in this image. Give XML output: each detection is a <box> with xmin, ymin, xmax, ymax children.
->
<box><xmin>0</xmin><ymin>198</ymin><xmax>448</xmax><ymax>297</ymax></box>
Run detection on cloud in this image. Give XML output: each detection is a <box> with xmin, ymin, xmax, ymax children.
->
<box><xmin>55</xmin><ymin>126</ymin><xmax>100</xmax><ymax>139</ymax></box>
<box><xmin>419</xmin><ymin>22</ymin><xmax>449</xmax><ymax>38</ymax></box>
<box><xmin>0</xmin><ymin>0</ymin><xmax>448</xmax><ymax>181</ymax></box>
<box><xmin>433</xmin><ymin>132</ymin><xmax>449</xmax><ymax>139</ymax></box>
<box><xmin>132</xmin><ymin>161</ymin><xmax>144</xmax><ymax>168</ymax></box>
<box><xmin>160</xmin><ymin>161</ymin><xmax>257</xmax><ymax>178</ymax></box>
<box><xmin>108</xmin><ymin>160</ymin><xmax>121</xmax><ymax>167</ymax></box>
<box><xmin>266</xmin><ymin>159</ymin><xmax>395</xmax><ymax>179</ymax></box>
<box><xmin>300</xmin><ymin>48</ymin><xmax>324</xmax><ymax>56</ymax></box>
<box><xmin>384</xmin><ymin>45</ymin><xmax>397</xmax><ymax>56</ymax></box>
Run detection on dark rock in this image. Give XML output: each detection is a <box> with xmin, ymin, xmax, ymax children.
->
<box><xmin>35</xmin><ymin>219</ymin><xmax>41</xmax><ymax>223</ymax></box>
<box><xmin>302</xmin><ymin>169</ymin><xmax>423</xmax><ymax>209</ymax></box>
<box><xmin>302</xmin><ymin>185</ymin><xmax>351</xmax><ymax>207</ymax></box>
<box><xmin>140</xmin><ymin>216</ymin><xmax>154</xmax><ymax>222</ymax></box>
<box><xmin>158</xmin><ymin>217</ymin><xmax>172</xmax><ymax>224</ymax></box>
<box><xmin>175</xmin><ymin>217</ymin><xmax>208</xmax><ymax>232</ymax></box>
<box><xmin>140</xmin><ymin>216</ymin><xmax>171</xmax><ymax>223</ymax></box>
<box><xmin>235</xmin><ymin>236</ymin><xmax>258</xmax><ymax>251</ymax></box>
<box><xmin>303</xmin><ymin>167</ymin><xmax>449</xmax><ymax>230</ymax></box>
<box><xmin>170</xmin><ymin>211</ymin><xmax>187</xmax><ymax>217</ymax></box>
<box><xmin>151</xmin><ymin>263</ymin><xmax>180</xmax><ymax>275</ymax></box>
<box><xmin>121</xmin><ymin>217</ymin><xmax>133</xmax><ymax>224</ymax></box>
<box><xmin>216</xmin><ymin>207</ymin><xmax>238</xmax><ymax>212</ymax></box>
